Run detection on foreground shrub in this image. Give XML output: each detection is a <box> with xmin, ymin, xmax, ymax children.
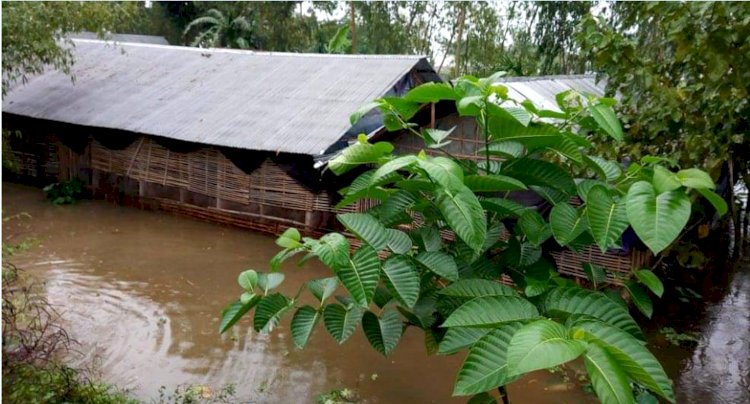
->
<box><xmin>238</xmin><ymin>73</ymin><xmax>716</xmax><ymax>402</ymax></box>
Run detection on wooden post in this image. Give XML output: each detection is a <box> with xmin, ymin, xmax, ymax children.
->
<box><xmin>305</xmin><ymin>210</ymin><xmax>315</xmax><ymax>233</ymax></box>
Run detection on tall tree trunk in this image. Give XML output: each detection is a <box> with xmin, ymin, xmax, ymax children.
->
<box><xmin>421</xmin><ymin>2</ymin><xmax>439</xmax><ymax>56</ymax></box>
<box><xmin>453</xmin><ymin>3</ymin><xmax>466</xmax><ymax>77</ymax></box>
<box><xmin>499</xmin><ymin>2</ymin><xmax>517</xmax><ymax>53</ymax></box>
<box><xmin>349</xmin><ymin>1</ymin><xmax>357</xmax><ymax>54</ymax></box>
<box><xmin>438</xmin><ymin>18</ymin><xmax>457</xmax><ymax>76</ymax></box>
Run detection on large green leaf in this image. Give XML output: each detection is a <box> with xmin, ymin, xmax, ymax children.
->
<box><xmin>518</xmin><ymin>210</ymin><xmax>552</xmax><ymax>247</ymax></box>
<box><xmin>584</xmin><ymin>155</ymin><xmax>623</xmax><ymax>182</ymax></box>
<box><xmin>464</xmin><ymin>175</ymin><xmax>527</xmax><ymax>192</ymax></box>
<box><xmin>309</xmin><ymin>233</ymin><xmax>350</xmax><ymax>270</ymax></box>
<box><xmin>439</xmin><ymin>327</ymin><xmax>491</xmax><ymax>355</ymax></box>
<box><xmin>276</xmin><ymin>227</ymin><xmax>302</xmax><ymax>249</ymax></box>
<box><xmin>675</xmin><ymin>168</ymin><xmax>714</xmax><ymax>189</ymax></box>
<box><xmin>439</xmin><ymin>279</ymin><xmax>517</xmax><ymax>298</ymax></box>
<box><xmin>328</xmin><ymin>136</ymin><xmax>394</xmax><ymax>175</ymax></box>
<box><xmin>550</xmin><ymin>203</ymin><xmax>587</xmax><ymax>246</ymax></box>
<box><xmin>417</xmin><ymin>156</ymin><xmax>464</xmax><ymax>190</ymax></box>
<box><xmin>238</xmin><ymin>270</ymin><xmax>258</xmax><ymax>290</ymax></box>
<box><xmin>634</xmin><ymin>269</ymin><xmax>664</xmax><ymax>297</ymax></box>
<box><xmin>587</xmin><ymin>185</ymin><xmax>629</xmax><ymax>252</ymax></box>
<box><xmin>411</xmin><ymin>226</ymin><xmax>442</xmax><ymax>252</ymax></box>
<box><xmin>487</xmin><ymin>141</ymin><xmax>525</xmax><ymax>159</ymax></box>
<box><xmin>547</xmin><ymin>136</ymin><xmax>583</xmax><ymax>163</ymax></box>
<box><xmin>501</xmin><ymin>158</ymin><xmax>576</xmax><ymax>195</ymax></box>
<box><xmin>373</xmin><ymin>285</ymin><xmax>393</xmax><ymax>308</ymax></box>
<box><xmin>453</xmin><ymin>322</ymin><xmax>525</xmax><ymax>396</ymax></box>
<box><xmin>435</xmin><ymin>186</ymin><xmax>487</xmax><ymax>252</ymax></box>
<box><xmin>219</xmin><ymin>297</ymin><xmax>260</xmax><ymax>333</ymax></box>
<box><xmin>542</xmin><ymin>287</ymin><xmax>644</xmax><ymax>340</ymax></box>
<box><xmin>415</xmin><ymin>251</ymin><xmax>459</xmax><ymax>281</ymax></box>
<box><xmin>583</xmin><ymin>263</ymin><xmax>607</xmax><ymax>289</ymax></box>
<box><xmin>257</xmin><ymin>272</ymin><xmax>285</xmax><ymax>294</ymax></box>
<box><xmin>697</xmin><ymin>188</ymin><xmax>728</xmax><ymax>216</ymax></box>
<box><xmin>503</xmin><ymin>236</ymin><xmax>541</xmax><ymax>268</ymax></box>
<box><xmin>625</xmin><ymin>280</ymin><xmax>653</xmax><ymax>318</ymax></box>
<box><xmin>386</xmin><ymin>229</ymin><xmax>412</xmax><ymax>254</ymax></box>
<box><xmin>291</xmin><ymin>305</ymin><xmax>321</xmax><ymax>348</ymax></box>
<box><xmin>590</xmin><ymin>104</ymin><xmax>623</xmax><ymax>141</ymax></box>
<box><xmin>506</xmin><ymin>319</ymin><xmax>585</xmax><ymax>376</ymax></box>
<box><xmin>480</xmin><ymin>197</ymin><xmax>529</xmax><ymax>218</ymax></box>
<box><xmin>442</xmin><ymin>296</ymin><xmax>539</xmax><ymax>328</ymax></box>
<box><xmin>253</xmin><ymin>293</ymin><xmax>292</xmax><ymax>333</ymax></box>
<box><xmin>625</xmin><ymin>181</ymin><xmax>691</xmax><ymax>254</ymax></box>
<box><xmin>583</xmin><ymin>342</ymin><xmax>635</xmax><ymax>404</ymax></box>
<box><xmin>336</xmin><ymin>170</ymin><xmax>398</xmax><ymax>209</ymax></box>
<box><xmin>652</xmin><ymin>166</ymin><xmax>682</xmax><ymax>195</ymax></box>
<box><xmin>336</xmin><ymin>246</ymin><xmax>381</xmax><ymax>307</ymax></box>
<box><xmin>371</xmin><ymin>155</ymin><xmax>418</xmax><ymax>185</ymax></box>
<box><xmin>403</xmin><ymin>81</ymin><xmax>457</xmax><ymax>102</ymax></box>
<box><xmin>349</xmin><ymin>101</ymin><xmax>381</xmax><ymax>125</ymax></box>
<box><xmin>307</xmin><ymin>277</ymin><xmax>338</xmax><ymax>302</ymax></box>
<box><xmin>530</xmin><ymin>185</ymin><xmax>569</xmax><ymax>206</ymax></box>
<box><xmin>378</xmin><ymin>190</ymin><xmax>418</xmax><ymax>225</ymax></box>
<box><xmin>570</xmin><ymin>319</ymin><xmax>675</xmax><ymax>402</ymax></box>
<box><xmin>381</xmin><ymin>255</ymin><xmax>420</xmax><ymax>307</ymax></box>
<box><xmin>487</xmin><ymin>108</ymin><xmax>562</xmax><ymax>149</ymax></box>
<box><xmin>323</xmin><ymin>303</ymin><xmax>364</xmax><ymax>344</ymax></box>
<box><xmin>362</xmin><ymin>310</ymin><xmax>403</xmax><ymax>356</ymax></box>
<box><xmin>337</xmin><ymin>213</ymin><xmax>388</xmax><ymax>250</ymax></box>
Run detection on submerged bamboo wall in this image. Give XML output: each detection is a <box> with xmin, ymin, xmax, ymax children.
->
<box><xmin>87</xmin><ymin>136</ymin><xmax>362</xmax><ymax>235</ymax></box>
<box><xmin>6</xmin><ymin>129</ymin><xmax>649</xmax><ymax>285</ymax></box>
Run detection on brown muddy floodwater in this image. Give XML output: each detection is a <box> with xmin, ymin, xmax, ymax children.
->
<box><xmin>2</xmin><ymin>183</ymin><xmax>594</xmax><ymax>404</ymax></box>
<box><xmin>651</xmin><ymin>252</ymin><xmax>750</xmax><ymax>404</ymax></box>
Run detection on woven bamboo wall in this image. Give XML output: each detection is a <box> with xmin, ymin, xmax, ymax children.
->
<box><xmin>6</xmin><ymin>133</ymin><xmax>61</xmax><ymax>180</ymax></box>
<box><xmin>89</xmin><ymin>137</ymin><xmax>368</xmax><ymax>224</ymax></box>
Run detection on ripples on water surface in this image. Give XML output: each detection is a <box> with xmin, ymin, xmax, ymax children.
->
<box><xmin>4</xmin><ymin>183</ymin><xmax>596</xmax><ymax>403</ymax></box>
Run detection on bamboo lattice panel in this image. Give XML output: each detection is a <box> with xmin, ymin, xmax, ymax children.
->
<box><xmin>92</xmin><ymin>137</ymin><xmax>327</xmax><ymax>211</ymax></box>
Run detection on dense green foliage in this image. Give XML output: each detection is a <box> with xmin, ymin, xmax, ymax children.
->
<box><xmin>579</xmin><ymin>2</ymin><xmax>749</xmax><ymax>175</ymax></box>
<box><xmin>0</xmin><ymin>1</ymin><xmax>140</xmax><ymax>94</ymax></box>
<box><xmin>578</xmin><ymin>1</ymin><xmax>750</xmax><ymax>256</ymax></box>
<box><xmin>2</xmin><ymin>362</ymin><xmax>136</xmax><ymax>404</ymax></box>
<box><xmin>221</xmin><ymin>73</ymin><xmax>722</xmax><ymax>403</ymax></box>
<box><xmin>43</xmin><ymin>179</ymin><xmax>86</xmax><ymax>205</ymax></box>
<box><xmin>183</xmin><ymin>8</ymin><xmax>258</xmax><ymax>49</ymax></box>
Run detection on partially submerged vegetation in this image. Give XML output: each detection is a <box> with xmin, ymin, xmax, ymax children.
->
<box><xmin>221</xmin><ymin>73</ymin><xmax>724</xmax><ymax>403</ymax></box>
<box><xmin>2</xmin><ymin>252</ymin><xmax>135</xmax><ymax>404</ymax></box>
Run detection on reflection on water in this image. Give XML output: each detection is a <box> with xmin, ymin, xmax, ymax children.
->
<box><xmin>3</xmin><ymin>183</ymin><xmax>592</xmax><ymax>403</ymax></box>
<box><xmin>672</xmin><ymin>255</ymin><xmax>750</xmax><ymax>403</ymax></box>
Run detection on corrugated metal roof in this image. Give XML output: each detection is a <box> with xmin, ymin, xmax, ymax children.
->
<box><xmin>498</xmin><ymin>74</ymin><xmax>607</xmax><ymax>111</ymax></box>
<box><xmin>69</xmin><ymin>32</ymin><xmax>170</xmax><ymax>45</ymax></box>
<box><xmin>2</xmin><ymin>39</ymin><xmax>434</xmax><ymax>155</ymax></box>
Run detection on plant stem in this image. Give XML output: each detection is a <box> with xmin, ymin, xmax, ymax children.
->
<box><xmin>482</xmin><ymin>109</ymin><xmax>491</xmax><ymax>174</ymax></box>
<box><xmin>498</xmin><ymin>385</ymin><xmax>510</xmax><ymax>404</ymax></box>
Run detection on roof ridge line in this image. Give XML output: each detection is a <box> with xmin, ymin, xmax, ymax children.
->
<box><xmin>70</xmin><ymin>38</ymin><xmax>426</xmax><ymax>60</ymax></box>
<box><xmin>495</xmin><ymin>73</ymin><xmax>598</xmax><ymax>82</ymax></box>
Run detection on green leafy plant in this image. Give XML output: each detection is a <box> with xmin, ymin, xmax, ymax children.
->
<box><xmin>43</xmin><ymin>179</ymin><xmax>85</xmax><ymax>205</ymax></box>
<box><xmin>157</xmin><ymin>383</ymin><xmax>237</xmax><ymax>404</ymax></box>
<box><xmin>220</xmin><ymin>73</ymin><xmax>723</xmax><ymax>403</ymax></box>
<box><xmin>659</xmin><ymin>327</ymin><xmax>700</xmax><ymax>347</ymax></box>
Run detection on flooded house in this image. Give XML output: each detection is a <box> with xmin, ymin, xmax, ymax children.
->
<box><xmin>2</xmin><ymin>36</ymin><xmax>646</xmax><ymax>283</ymax></box>
<box><xmin>2</xmin><ymin>36</ymin><xmax>441</xmax><ymax>234</ymax></box>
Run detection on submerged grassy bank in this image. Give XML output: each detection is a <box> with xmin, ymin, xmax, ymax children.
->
<box><xmin>2</xmin><ymin>261</ymin><xmax>136</xmax><ymax>404</ymax></box>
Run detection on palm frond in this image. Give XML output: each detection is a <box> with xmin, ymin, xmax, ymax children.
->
<box><xmin>183</xmin><ymin>16</ymin><xmax>221</xmax><ymax>35</ymax></box>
